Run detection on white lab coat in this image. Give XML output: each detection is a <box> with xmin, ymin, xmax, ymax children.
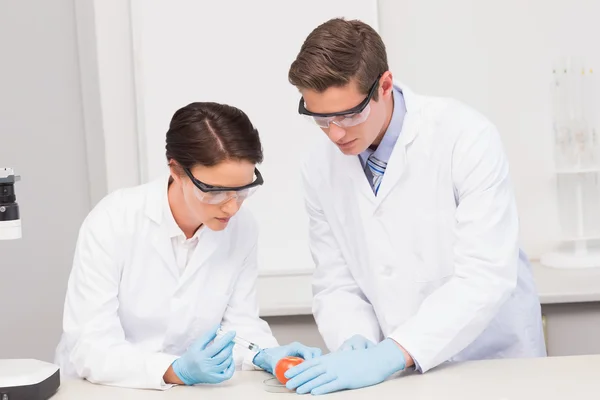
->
<box><xmin>304</xmin><ymin>83</ymin><xmax>546</xmax><ymax>373</ymax></box>
<box><xmin>54</xmin><ymin>175</ymin><xmax>278</xmax><ymax>389</ymax></box>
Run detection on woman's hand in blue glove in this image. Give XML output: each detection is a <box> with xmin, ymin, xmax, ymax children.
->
<box><xmin>171</xmin><ymin>325</ymin><xmax>236</xmax><ymax>385</ymax></box>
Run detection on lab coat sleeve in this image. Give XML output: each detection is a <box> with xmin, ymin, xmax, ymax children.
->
<box><xmin>60</xmin><ymin>201</ymin><xmax>178</xmax><ymax>390</ymax></box>
<box><xmin>220</xmin><ymin>217</ymin><xmax>279</xmax><ymax>370</ymax></box>
<box><xmin>389</xmin><ymin>122</ymin><xmax>520</xmax><ymax>372</ymax></box>
<box><xmin>303</xmin><ymin>161</ymin><xmax>383</xmax><ymax>351</ymax></box>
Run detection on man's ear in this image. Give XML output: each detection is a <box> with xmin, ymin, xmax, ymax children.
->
<box><xmin>379</xmin><ymin>71</ymin><xmax>394</xmax><ymax>99</ymax></box>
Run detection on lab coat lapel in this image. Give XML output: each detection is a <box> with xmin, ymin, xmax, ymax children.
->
<box><xmin>338</xmin><ymin>148</ymin><xmax>378</xmax><ymax>206</ymax></box>
<box><xmin>145</xmin><ymin>175</ymin><xmax>179</xmax><ymax>280</ymax></box>
<box><xmin>375</xmin><ymin>83</ymin><xmax>423</xmax><ymax>203</ymax></box>
<box><xmin>150</xmin><ymin>229</ymin><xmax>179</xmax><ymax>279</ymax></box>
<box><xmin>179</xmin><ymin>228</ymin><xmax>222</xmax><ymax>283</ymax></box>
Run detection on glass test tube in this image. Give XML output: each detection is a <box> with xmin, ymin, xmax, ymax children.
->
<box><xmin>216</xmin><ymin>327</ymin><xmax>261</xmax><ymax>352</ymax></box>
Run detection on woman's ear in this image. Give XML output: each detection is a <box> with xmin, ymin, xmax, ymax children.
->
<box><xmin>168</xmin><ymin>161</ymin><xmax>182</xmax><ymax>184</ymax></box>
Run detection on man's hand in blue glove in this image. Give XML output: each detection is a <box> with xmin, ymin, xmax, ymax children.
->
<box><xmin>252</xmin><ymin>342</ymin><xmax>322</xmax><ymax>374</ymax></box>
<box><xmin>285</xmin><ymin>338</ymin><xmax>406</xmax><ymax>395</ymax></box>
<box><xmin>339</xmin><ymin>335</ymin><xmax>376</xmax><ymax>351</ymax></box>
<box><xmin>170</xmin><ymin>325</ymin><xmax>236</xmax><ymax>385</ymax></box>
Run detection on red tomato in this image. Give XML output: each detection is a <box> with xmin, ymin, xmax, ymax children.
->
<box><xmin>274</xmin><ymin>356</ymin><xmax>304</xmax><ymax>384</ymax></box>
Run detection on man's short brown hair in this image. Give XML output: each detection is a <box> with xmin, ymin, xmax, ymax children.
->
<box><xmin>288</xmin><ymin>18</ymin><xmax>389</xmax><ymax>101</ymax></box>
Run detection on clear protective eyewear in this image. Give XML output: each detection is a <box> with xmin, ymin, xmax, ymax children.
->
<box><xmin>298</xmin><ymin>73</ymin><xmax>382</xmax><ymax>129</ymax></box>
<box><xmin>184</xmin><ymin>167</ymin><xmax>263</xmax><ymax>205</ymax></box>
<box><xmin>307</xmin><ymin>103</ymin><xmax>371</xmax><ymax>128</ymax></box>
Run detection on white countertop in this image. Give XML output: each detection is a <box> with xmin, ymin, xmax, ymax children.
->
<box><xmin>52</xmin><ymin>354</ymin><xmax>600</xmax><ymax>399</ymax></box>
<box><xmin>257</xmin><ymin>262</ymin><xmax>600</xmax><ymax>317</ymax></box>
<box><xmin>532</xmin><ymin>262</ymin><xmax>600</xmax><ymax>304</ymax></box>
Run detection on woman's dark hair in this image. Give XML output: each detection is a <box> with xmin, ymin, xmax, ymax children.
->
<box><xmin>165</xmin><ymin>102</ymin><xmax>263</xmax><ymax>170</ymax></box>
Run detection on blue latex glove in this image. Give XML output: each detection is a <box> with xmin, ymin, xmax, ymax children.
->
<box><xmin>285</xmin><ymin>338</ymin><xmax>405</xmax><ymax>395</ymax></box>
<box><xmin>339</xmin><ymin>335</ymin><xmax>376</xmax><ymax>351</ymax></box>
<box><xmin>172</xmin><ymin>325</ymin><xmax>236</xmax><ymax>385</ymax></box>
<box><xmin>252</xmin><ymin>342</ymin><xmax>322</xmax><ymax>374</ymax></box>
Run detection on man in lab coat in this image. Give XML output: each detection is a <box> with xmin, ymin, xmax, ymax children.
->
<box><xmin>283</xmin><ymin>18</ymin><xmax>546</xmax><ymax>395</ymax></box>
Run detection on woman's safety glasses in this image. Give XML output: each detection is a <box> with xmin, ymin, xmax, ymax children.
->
<box><xmin>184</xmin><ymin>167</ymin><xmax>264</xmax><ymax>205</ymax></box>
<box><xmin>298</xmin><ymin>74</ymin><xmax>382</xmax><ymax>129</ymax></box>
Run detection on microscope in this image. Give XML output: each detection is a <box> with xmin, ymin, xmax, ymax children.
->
<box><xmin>0</xmin><ymin>168</ymin><xmax>60</xmax><ymax>399</ymax></box>
<box><xmin>0</xmin><ymin>168</ymin><xmax>21</xmax><ymax>240</ymax></box>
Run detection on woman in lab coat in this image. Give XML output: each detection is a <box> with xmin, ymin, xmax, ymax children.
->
<box><xmin>54</xmin><ymin>102</ymin><xmax>320</xmax><ymax>390</ymax></box>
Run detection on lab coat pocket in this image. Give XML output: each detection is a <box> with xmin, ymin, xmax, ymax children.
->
<box><xmin>165</xmin><ymin>290</ymin><xmax>233</xmax><ymax>354</ymax></box>
<box><xmin>414</xmin><ymin>212</ymin><xmax>455</xmax><ymax>283</ymax></box>
<box><xmin>188</xmin><ymin>291</ymin><xmax>229</xmax><ymax>335</ymax></box>
<box><xmin>174</xmin><ymin>292</ymin><xmax>226</xmax><ymax>348</ymax></box>
<box><xmin>194</xmin><ymin>290</ymin><xmax>232</xmax><ymax>322</ymax></box>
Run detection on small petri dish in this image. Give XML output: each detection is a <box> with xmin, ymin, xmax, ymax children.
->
<box><xmin>263</xmin><ymin>377</ymin><xmax>295</xmax><ymax>394</ymax></box>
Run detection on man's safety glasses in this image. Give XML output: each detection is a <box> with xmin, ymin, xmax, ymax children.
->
<box><xmin>298</xmin><ymin>74</ymin><xmax>382</xmax><ymax>129</ymax></box>
<box><xmin>184</xmin><ymin>167</ymin><xmax>264</xmax><ymax>205</ymax></box>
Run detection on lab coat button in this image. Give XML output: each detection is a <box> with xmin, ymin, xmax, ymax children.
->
<box><xmin>383</xmin><ymin>265</ymin><xmax>393</xmax><ymax>276</ymax></box>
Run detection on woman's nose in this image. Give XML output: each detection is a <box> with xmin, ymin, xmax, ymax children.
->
<box><xmin>221</xmin><ymin>196</ymin><xmax>241</xmax><ymax>215</ymax></box>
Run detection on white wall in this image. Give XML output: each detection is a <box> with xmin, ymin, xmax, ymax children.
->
<box><xmin>0</xmin><ymin>0</ymin><xmax>91</xmax><ymax>361</ymax></box>
<box><xmin>378</xmin><ymin>0</ymin><xmax>600</xmax><ymax>258</ymax></box>
<box><xmin>130</xmin><ymin>0</ymin><xmax>379</xmax><ymax>276</ymax></box>
<box><xmin>75</xmin><ymin>0</ymin><xmax>141</xmax><ymax>205</ymax></box>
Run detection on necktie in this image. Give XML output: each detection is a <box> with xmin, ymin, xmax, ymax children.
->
<box><xmin>367</xmin><ymin>154</ymin><xmax>387</xmax><ymax>195</ymax></box>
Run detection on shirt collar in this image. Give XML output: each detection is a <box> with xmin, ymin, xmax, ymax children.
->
<box><xmin>163</xmin><ymin>179</ymin><xmax>203</xmax><ymax>241</ymax></box>
<box><xmin>359</xmin><ymin>85</ymin><xmax>407</xmax><ymax>167</ymax></box>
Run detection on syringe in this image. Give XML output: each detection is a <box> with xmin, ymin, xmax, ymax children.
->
<box><xmin>216</xmin><ymin>327</ymin><xmax>261</xmax><ymax>352</ymax></box>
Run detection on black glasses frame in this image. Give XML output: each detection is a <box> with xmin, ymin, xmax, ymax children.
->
<box><xmin>298</xmin><ymin>74</ymin><xmax>383</xmax><ymax>118</ymax></box>
<box><xmin>184</xmin><ymin>167</ymin><xmax>264</xmax><ymax>193</ymax></box>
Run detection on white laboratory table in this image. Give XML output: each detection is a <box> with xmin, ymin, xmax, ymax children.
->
<box><xmin>258</xmin><ymin>262</ymin><xmax>600</xmax><ymax>316</ymax></box>
<box><xmin>52</xmin><ymin>355</ymin><xmax>600</xmax><ymax>399</ymax></box>
<box><xmin>531</xmin><ymin>263</ymin><xmax>600</xmax><ymax>356</ymax></box>
<box><xmin>532</xmin><ymin>262</ymin><xmax>600</xmax><ymax>304</ymax></box>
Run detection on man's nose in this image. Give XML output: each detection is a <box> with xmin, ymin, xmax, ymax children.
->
<box><xmin>327</xmin><ymin>122</ymin><xmax>346</xmax><ymax>142</ymax></box>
